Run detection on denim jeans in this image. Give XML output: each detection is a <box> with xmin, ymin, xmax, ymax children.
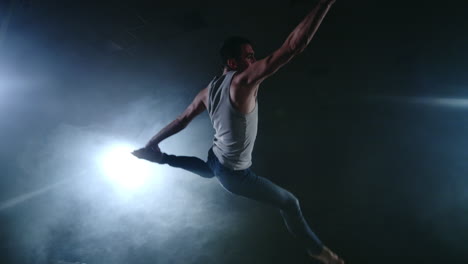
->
<box><xmin>161</xmin><ymin>148</ymin><xmax>324</xmax><ymax>254</ymax></box>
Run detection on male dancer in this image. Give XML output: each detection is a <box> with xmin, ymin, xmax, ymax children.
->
<box><xmin>133</xmin><ymin>0</ymin><xmax>343</xmax><ymax>263</ymax></box>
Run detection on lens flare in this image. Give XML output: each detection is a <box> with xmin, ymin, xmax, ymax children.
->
<box><xmin>98</xmin><ymin>143</ymin><xmax>156</xmax><ymax>191</ymax></box>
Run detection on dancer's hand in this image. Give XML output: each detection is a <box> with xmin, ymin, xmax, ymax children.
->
<box><xmin>132</xmin><ymin>145</ymin><xmax>164</xmax><ymax>164</ymax></box>
<box><xmin>309</xmin><ymin>246</ymin><xmax>344</xmax><ymax>264</ymax></box>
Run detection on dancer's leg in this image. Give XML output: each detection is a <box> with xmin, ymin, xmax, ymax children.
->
<box><xmin>161</xmin><ymin>153</ymin><xmax>214</xmax><ymax>178</ymax></box>
<box><xmin>214</xmin><ymin>167</ymin><xmax>323</xmax><ymax>254</ymax></box>
<box><xmin>206</xmin><ymin>149</ymin><xmax>343</xmax><ymax>263</ymax></box>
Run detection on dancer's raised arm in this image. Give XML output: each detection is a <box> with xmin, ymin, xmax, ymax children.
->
<box><xmin>235</xmin><ymin>0</ymin><xmax>336</xmax><ymax>88</ymax></box>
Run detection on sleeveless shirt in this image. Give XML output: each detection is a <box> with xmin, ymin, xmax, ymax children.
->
<box><xmin>207</xmin><ymin>71</ymin><xmax>258</xmax><ymax>170</ymax></box>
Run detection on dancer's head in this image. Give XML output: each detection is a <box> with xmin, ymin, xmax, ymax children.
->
<box><xmin>220</xmin><ymin>36</ymin><xmax>256</xmax><ymax>72</ymax></box>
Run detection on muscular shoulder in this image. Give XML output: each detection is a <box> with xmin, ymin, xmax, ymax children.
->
<box><xmin>231</xmin><ymin>73</ymin><xmax>257</xmax><ymax>97</ymax></box>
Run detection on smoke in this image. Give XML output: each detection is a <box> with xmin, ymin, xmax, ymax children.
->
<box><xmin>363</xmin><ymin>93</ymin><xmax>468</xmax><ymax>258</ymax></box>
<box><xmin>0</xmin><ymin>0</ymin><xmax>16</xmax><ymax>48</ymax></box>
<box><xmin>3</xmin><ymin>94</ymin><xmax>255</xmax><ymax>264</ymax></box>
<box><xmin>0</xmin><ymin>12</ymin><xmax>261</xmax><ymax>262</ymax></box>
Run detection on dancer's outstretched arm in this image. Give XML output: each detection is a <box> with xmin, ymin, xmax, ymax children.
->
<box><xmin>132</xmin><ymin>87</ymin><xmax>208</xmax><ymax>163</ymax></box>
<box><xmin>147</xmin><ymin>87</ymin><xmax>208</xmax><ymax>149</ymax></box>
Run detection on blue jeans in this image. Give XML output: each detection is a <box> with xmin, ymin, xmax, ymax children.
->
<box><xmin>161</xmin><ymin>148</ymin><xmax>324</xmax><ymax>254</ymax></box>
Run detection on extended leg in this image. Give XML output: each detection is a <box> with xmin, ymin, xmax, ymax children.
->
<box><xmin>161</xmin><ymin>153</ymin><xmax>214</xmax><ymax>178</ymax></box>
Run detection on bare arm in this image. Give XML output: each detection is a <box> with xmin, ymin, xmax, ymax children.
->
<box><xmin>145</xmin><ymin>87</ymin><xmax>208</xmax><ymax>149</ymax></box>
<box><xmin>238</xmin><ymin>0</ymin><xmax>336</xmax><ymax>87</ymax></box>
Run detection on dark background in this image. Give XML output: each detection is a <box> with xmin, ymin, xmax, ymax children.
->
<box><xmin>1</xmin><ymin>0</ymin><xmax>467</xmax><ymax>263</ymax></box>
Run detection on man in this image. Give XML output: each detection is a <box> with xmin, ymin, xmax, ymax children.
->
<box><xmin>133</xmin><ymin>0</ymin><xmax>344</xmax><ymax>263</ymax></box>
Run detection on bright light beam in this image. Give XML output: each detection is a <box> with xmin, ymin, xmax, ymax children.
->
<box><xmin>0</xmin><ymin>179</ymin><xmax>69</xmax><ymax>211</ymax></box>
<box><xmin>98</xmin><ymin>143</ymin><xmax>156</xmax><ymax>192</ymax></box>
<box><xmin>369</xmin><ymin>96</ymin><xmax>468</xmax><ymax>109</ymax></box>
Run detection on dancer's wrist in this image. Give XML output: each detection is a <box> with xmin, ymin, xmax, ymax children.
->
<box><xmin>151</xmin><ymin>146</ymin><xmax>161</xmax><ymax>154</ymax></box>
<box><xmin>160</xmin><ymin>152</ymin><xmax>169</xmax><ymax>164</ymax></box>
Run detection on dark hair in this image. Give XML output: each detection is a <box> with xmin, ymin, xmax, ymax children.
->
<box><xmin>219</xmin><ymin>36</ymin><xmax>253</xmax><ymax>68</ymax></box>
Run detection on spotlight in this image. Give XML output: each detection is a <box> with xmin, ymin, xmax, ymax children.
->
<box><xmin>98</xmin><ymin>143</ymin><xmax>156</xmax><ymax>191</ymax></box>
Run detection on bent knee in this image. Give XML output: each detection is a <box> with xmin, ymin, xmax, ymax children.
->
<box><xmin>281</xmin><ymin>192</ymin><xmax>300</xmax><ymax>212</ymax></box>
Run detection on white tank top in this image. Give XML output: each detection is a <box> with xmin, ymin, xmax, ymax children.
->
<box><xmin>207</xmin><ymin>71</ymin><xmax>258</xmax><ymax>170</ymax></box>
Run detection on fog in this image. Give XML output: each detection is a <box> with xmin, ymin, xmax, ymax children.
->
<box><xmin>1</xmin><ymin>1</ymin><xmax>468</xmax><ymax>264</ymax></box>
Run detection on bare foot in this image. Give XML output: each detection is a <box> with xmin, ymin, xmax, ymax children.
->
<box><xmin>309</xmin><ymin>246</ymin><xmax>344</xmax><ymax>264</ymax></box>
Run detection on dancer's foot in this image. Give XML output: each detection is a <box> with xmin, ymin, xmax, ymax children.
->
<box><xmin>309</xmin><ymin>246</ymin><xmax>344</xmax><ymax>264</ymax></box>
<box><xmin>132</xmin><ymin>146</ymin><xmax>164</xmax><ymax>163</ymax></box>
